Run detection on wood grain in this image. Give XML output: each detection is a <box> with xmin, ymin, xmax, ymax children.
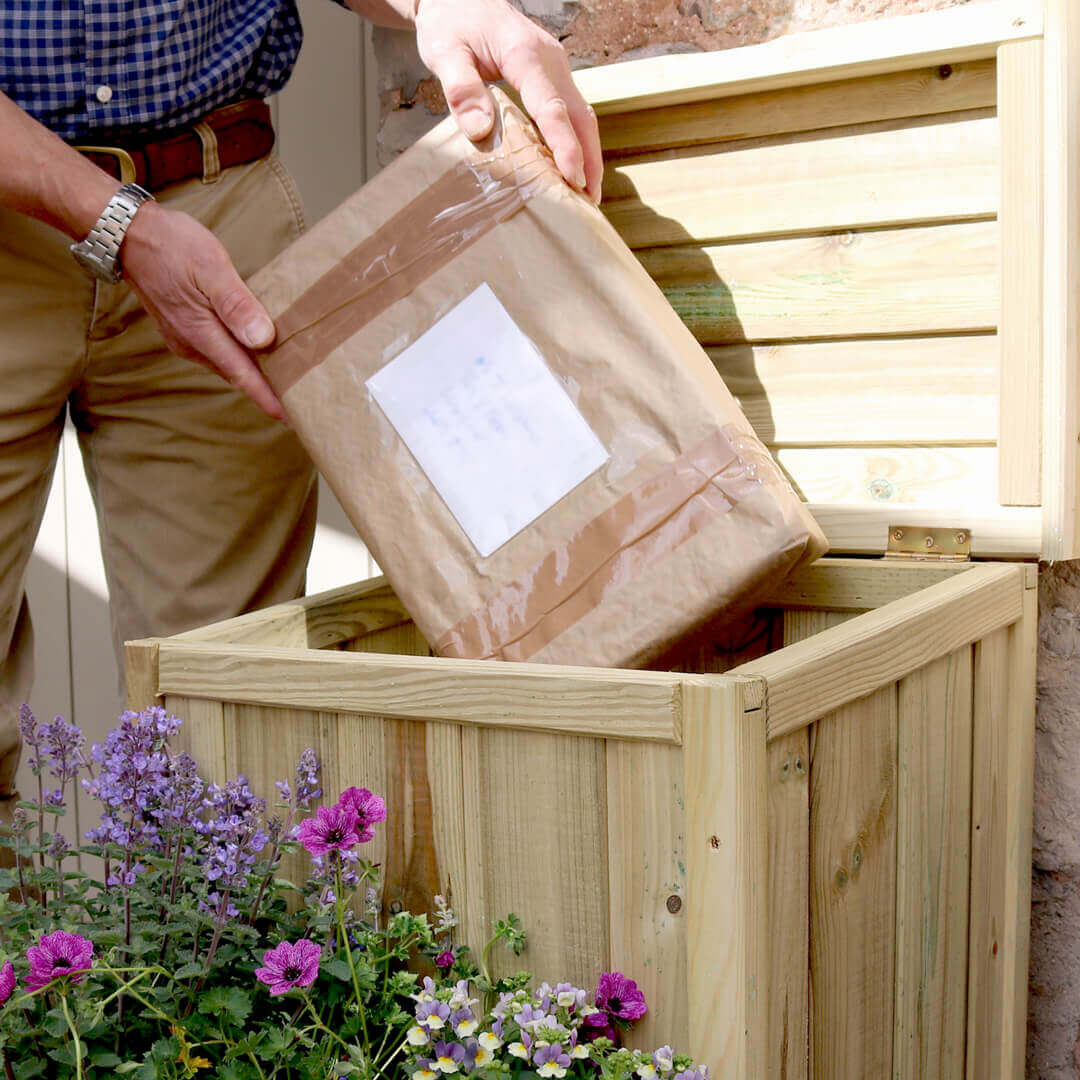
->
<box><xmin>155</xmin><ymin>643</ymin><xmax>684</xmax><ymax>743</ymax></box>
<box><xmin>603</xmin><ymin>115</ymin><xmax>997</xmax><ymax>248</ymax></box>
<box><xmin>682</xmin><ymin>680</ymin><xmax>768</xmax><ymax>1077</ymax></box>
<box><xmin>638</xmin><ymin>222</ymin><xmax>998</xmax><ymax>345</ymax></box>
<box><xmin>893</xmin><ymin>648</ymin><xmax>973</xmax><ymax>1078</ymax></box>
<box><xmin>809</xmin><ymin>685</ymin><xmax>898</xmax><ymax>1079</ymax></box>
<box><xmin>576</xmin><ymin>0</ymin><xmax>1037</xmax><ymax>113</ymax></box>
<box><xmin>732</xmin><ymin>564</ymin><xmax>1024</xmax><ymax>738</ymax></box>
<box><xmin>710</xmin><ymin>335</ymin><xmax>998</xmax><ymax>448</ymax></box>
<box><xmin>598</xmin><ymin>60</ymin><xmax>996</xmax><ymax>156</ymax></box>
<box><xmin>125</xmin><ymin>640</ymin><xmax>161</xmax><ymax>710</ymax></box>
<box><xmin>997</xmin><ymin>39</ymin><xmax>1044</xmax><ymax>507</ymax></box>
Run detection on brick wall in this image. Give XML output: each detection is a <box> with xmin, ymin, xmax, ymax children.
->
<box><xmin>374</xmin><ymin>4</ymin><xmax>1080</xmax><ymax>1074</ymax></box>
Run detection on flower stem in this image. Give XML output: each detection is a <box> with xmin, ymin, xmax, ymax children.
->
<box><xmin>2</xmin><ymin>1048</ymin><xmax>14</xmax><ymax>1080</ymax></box>
<box><xmin>58</xmin><ymin>991</ymin><xmax>84</xmax><ymax>1080</ymax></box>
<box><xmin>335</xmin><ymin>865</ymin><xmax>369</xmax><ymax>1049</ymax></box>
<box><xmin>299</xmin><ymin>991</ymin><xmax>351</xmax><ymax>1053</ymax></box>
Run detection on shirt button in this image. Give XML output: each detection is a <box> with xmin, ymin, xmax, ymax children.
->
<box><xmin>95</xmin><ymin>85</ymin><xmax>113</xmax><ymax>103</ymax></box>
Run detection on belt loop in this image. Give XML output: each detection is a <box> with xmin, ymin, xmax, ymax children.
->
<box><xmin>193</xmin><ymin>120</ymin><xmax>222</xmax><ymax>184</ymax></box>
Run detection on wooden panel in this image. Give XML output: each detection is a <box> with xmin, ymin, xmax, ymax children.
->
<box><xmin>893</xmin><ymin>648</ymin><xmax>973</xmax><ymax>1078</ymax></box>
<box><xmin>224</xmin><ymin>704</ymin><xmax>334</xmax><ymax>897</ymax></box>
<box><xmin>164</xmin><ymin>695</ymin><xmax>227</xmax><ymax>787</ymax></box>
<box><xmin>775</xmin><ymin>446</ymin><xmax>997</xmax><ymax>508</ymax></box>
<box><xmin>710</xmin><ymin>336</ymin><xmax>998</xmax><ymax>447</ymax></box>
<box><xmin>174</xmin><ymin>577</ymin><xmax>410</xmax><ymax>649</ymax></box>
<box><xmin>967</xmin><ymin>627</ymin><xmax>1010</xmax><ymax>1080</ymax></box>
<box><xmin>734</xmin><ymin>563</ymin><xmax>1023</xmax><ymax>738</ymax></box>
<box><xmin>967</xmin><ymin>567</ymin><xmax>1037</xmax><ymax>1080</ymax></box>
<box><xmin>156</xmin><ymin>642</ymin><xmax>683</xmax><ymax>743</ymax></box>
<box><xmin>576</xmin><ymin>0</ymin><xmax>1038</xmax><ymax>113</ymax></box>
<box><xmin>638</xmin><ymin>222</ymin><xmax>997</xmax><ymax>345</ymax></box>
<box><xmin>682</xmin><ymin>680</ymin><xmax>768</xmax><ymax>1078</ymax></box>
<box><xmin>1042</xmin><ymin>0</ymin><xmax>1080</xmax><ymax>559</ymax></box>
<box><xmin>809</xmin><ymin>684</ymin><xmax>898</xmax><ymax>1079</ymax></box>
<box><xmin>998</xmin><ymin>39</ymin><xmax>1044</xmax><ymax>506</ymax></box>
<box><xmin>599</xmin><ymin>60</ymin><xmax>996</xmax><ymax>156</ymax></box>
<box><xmin>765</xmin><ymin>611</ymin><xmax>851</xmax><ymax>1080</ymax></box>
<box><xmin>342</xmin><ymin>620</ymin><xmax>431</xmax><ymax>656</ymax></box>
<box><xmin>803</xmin><ymin>504</ymin><xmax>1042</xmax><ymax>560</ymax></box>
<box><xmin>606</xmin><ymin>741</ymin><xmax>688</xmax><ymax>1054</ymax></box>
<box><xmin>125</xmin><ymin>640</ymin><xmax>160</xmax><ymax>710</ymax></box>
<box><xmin>603</xmin><ymin>115</ymin><xmax>996</xmax><ymax>248</ymax></box>
<box><xmin>759</xmin><ymin>557</ymin><xmax>976</xmax><ymax>612</ymax></box>
<box><xmin>460</xmin><ymin>728</ymin><xmax>609</xmax><ymax>989</ymax></box>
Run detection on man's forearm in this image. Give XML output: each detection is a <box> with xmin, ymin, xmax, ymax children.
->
<box><xmin>0</xmin><ymin>91</ymin><xmax>120</xmax><ymax>239</ymax></box>
<box><xmin>340</xmin><ymin>0</ymin><xmax>415</xmax><ymax>30</ymax></box>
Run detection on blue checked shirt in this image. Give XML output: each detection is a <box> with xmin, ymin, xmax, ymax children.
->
<box><xmin>0</xmin><ymin>0</ymin><xmax>304</xmax><ymax>140</ymax></box>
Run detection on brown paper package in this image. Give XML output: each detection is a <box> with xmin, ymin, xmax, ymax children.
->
<box><xmin>250</xmin><ymin>88</ymin><xmax>828</xmax><ymax>670</ymax></box>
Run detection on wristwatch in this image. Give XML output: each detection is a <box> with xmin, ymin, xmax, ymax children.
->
<box><xmin>69</xmin><ymin>182</ymin><xmax>155</xmax><ymax>284</ymax></box>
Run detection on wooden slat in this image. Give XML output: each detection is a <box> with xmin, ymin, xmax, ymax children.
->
<box><xmin>1003</xmin><ymin>571</ymin><xmax>1037</xmax><ymax>1079</ymax></box>
<box><xmin>732</xmin><ymin>563</ymin><xmax>1024</xmax><ymax>738</ymax></box>
<box><xmin>682</xmin><ymin>680</ymin><xmax>768</xmax><ymax>1077</ymax></box>
<box><xmin>809</xmin><ymin>685</ymin><xmax>898</xmax><ymax>1079</ymax></box>
<box><xmin>156</xmin><ymin>642</ymin><xmax>684</xmax><ymax>743</ymax></box>
<box><xmin>710</xmin><ymin>336</ymin><xmax>998</xmax><ymax>447</ymax></box>
<box><xmin>598</xmin><ymin>59</ymin><xmax>996</xmax><ymax>156</ymax></box>
<box><xmin>576</xmin><ymin>0</ymin><xmax>1038</xmax><ymax>113</ymax></box>
<box><xmin>966</xmin><ymin>627</ymin><xmax>1011</xmax><ymax>1080</ymax></box>
<box><xmin>998</xmin><ymin>40</ymin><xmax>1044</xmax><ymax>506</ymax></box>
<box><xmin>606</xmin><ymin>741</ymin><xmax>688</xmax><ymax>1054</ymax></box>
<box><xmin>603</xmin><ymin>115</ymin><xmax>997</xmax><ymax>248</ymax></box>
<box><xmin>765</xmin><ymin>611</ymin><xmax>851</xmax><ymax>1080</ymax></box>
<box><xmin>807</xmin><ymin>504</ymin><xmax>1043</xmax><ymax>559</ymax></box>
<box><xmin>164</xmin><ymin>695</ymin><xmax>227</xmax><ymax>787</ymax></box>
<box><xmin>173</xmin><ymin>577</ymin><xmax>409</xmax><ymax>649</ymax></box>
<box><xmin>776</xmin><ymin>446</ymin><xmax>997</xmax><ymax>508</ymax></box>
<box><xmin>1042</xmin><ymin>0</ymin><xmax>1080</xmax><ymax>559</ymax></box>
<box><xmin>342</xmin><ymin>620</ymin><xmax>431</xmax><ymax>656</ymax></box>
<box><xmin>893</xmin><ymin>648</ymin><xmax>973</xmax><ymax>1078</ymax></box>
<box><xmin>124</xmin><ymin>639</ymin><xmax>161</xmax><ymax>710</ymax></box>
<box><xmin>638</xmin><ymin>222</ymin><xmax>998</xmax><ymax>345</ymax></box>
<box><xmin>759</xmin><ymin>557</ymin><xmax>977</xmax><ymax>612</ymax></box>
<box><xmin>459</xmin><ymin>728</ymin><xmax>609</xmax><ymax>988</ymax></box>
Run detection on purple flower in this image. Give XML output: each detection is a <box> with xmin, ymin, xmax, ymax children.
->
<box><xmin>39</xmin><ymin>715</ymin><xmax>86</xmax><ymax>785</ymax></box>
<box><xmin>294</xmin><ymin>748</ymin><xmax>321</xmax><ymax>807</ymax></box>
<box><xmin>334</xmin><ymin>787</ymin><xmax>386</xmax><ymax>843</ymax></box>
<box><xmin>435</xmin><ymin>949</ymin><xmax>455</xmax><ymax>970</ymax></box>
<box><xmin>591</xmin><ymin>971</ymin><xmax>647</xmax><ymax>1023</ymax></box>
<box><xmin>255</xmin><ymin>939</ymin><xmax>321</xmax><ymax>995</ymax></box>
<box><xmin>0</xmin><ymin>962</ymin><xmax>14</xmax><ymax>1004</ymax></box>
<box><xmin>296</xmin><ymin>805</ymin><xmax>360</xmax><ymax>857</ymax></box>
<box><xmin>431</xmin><ymin>1041</ymin><xmax>467</xmax><ymax>1074</ymax></box>
<box><xmin>416</xmin><ymin>1000</ymin><xmax>451</xmax><ymax>1030</ymax></box>
<box><xmin>25</xmin><ymin>931</ymin><xmax>94</xmax><ymax>991</ymax></box>
<box><xmin>534</xmin><ymin>1044</ymin><xmax>572</xmax><ymax>1078</ymax></box>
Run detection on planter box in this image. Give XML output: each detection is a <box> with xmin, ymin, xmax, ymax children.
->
<box><xmin>124</xmin><ymin>1</ymin><xmax>1080</xmax><ymax>1076</ymax></box>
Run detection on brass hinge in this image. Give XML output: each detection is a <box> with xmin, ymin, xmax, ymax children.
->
<box><xmin>884</xmin><ymin>526</ymin><xmax>971</xmax><ymax>562</ymax></box>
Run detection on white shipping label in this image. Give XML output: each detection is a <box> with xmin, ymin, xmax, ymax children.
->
<box><xmin>366</xmin><ymin>284</ymin><xmax>609</xmax><ymax>558</ymax></box>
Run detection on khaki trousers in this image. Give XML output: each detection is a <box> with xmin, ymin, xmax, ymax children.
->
<box><xmin>0</xmin><ymin>153</ymin><xmax>318</xmax><ymax>799</ymax></box>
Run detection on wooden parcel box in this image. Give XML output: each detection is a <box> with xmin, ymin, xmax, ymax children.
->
<box><xmin>127</xmin><ymin>2</ymin><xmax>1078</xmax><ymax>1076</ymax></box>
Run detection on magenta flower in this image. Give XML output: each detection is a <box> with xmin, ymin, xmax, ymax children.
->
<box><xmin>25</xmin><ymin>931</ymin><xmax>94</xmax><ymax>991</ymax></box>
<box><xmin>255</xmin><ymin>939</ymin><xmax>321</xmax><ymax>995</ymax></box>
<box><xmin>586</xmin><ymin>971</ymin><xmax>647</xmax><ymax>1031</ymax></box>
<box><xmin>296</xmin><ymin>805</ymin><xmax>360</xmax><ymax>857</ymax></box>
<box><xmin>435</xmin><ymin>949</ymin><xmax>455</xmax><ymax>970</ymax></box>
<box><xmin>335</xmin><ymin>787</ymin><xmax>387</xmax><ymax>843</ymax></box>
<box><xmin>0</xmin><ymin>961</ymin><xmax>14</xmax><ymax>1004</ymax></box>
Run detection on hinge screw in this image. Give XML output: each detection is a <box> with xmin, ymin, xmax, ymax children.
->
<box><xmin>956</xmin><ymin>531</ymin><xmax>968</xmax><ymax>544</ymax></box>
<box><xmin>892</xmin><ymin>529</ymin><xmax>905</xmax><ymax>541</ymax></box>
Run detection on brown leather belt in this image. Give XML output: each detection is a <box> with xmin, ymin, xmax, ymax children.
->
<box><xmin>72</xmin><ymin>99</ymin><xmax>275</xmax><ymax>191</ymax></box>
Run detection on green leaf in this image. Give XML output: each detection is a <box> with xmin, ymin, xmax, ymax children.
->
<box><xmin>324</xmin><ymin>957</ymin><xmax>354</xmax><ymax>983</ymax></box>
<box><xmin>198</xmin><ymin>985</ymin><xmax>253</xmax><ymax>1025</ymax></box>
<box><xmin>91</xmin><ymin>1052</ymin><xmax>124</xmax><ymax>1067</ymax></box>
<box><xmin>171</xmin><ymin>961</ymin><xmax>204</xmax><ymax>980</ymax></box>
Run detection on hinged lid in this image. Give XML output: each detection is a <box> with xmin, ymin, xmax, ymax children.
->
<box><xmin>576</xmin><ymin>0</ymin><xmax>1080</xmax><ymax>561</ymax></box>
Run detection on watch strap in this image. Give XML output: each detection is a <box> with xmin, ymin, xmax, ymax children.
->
<box><xmin>70</xmin><ymin>182</ymin><xmax>154</xmax><ymax>283</ymax></box>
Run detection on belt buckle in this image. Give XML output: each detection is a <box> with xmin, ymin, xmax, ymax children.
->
<box><xmin>72</xmin><ymin>145</ymin><xmax>138</xmax><ymax>184</ymax></box>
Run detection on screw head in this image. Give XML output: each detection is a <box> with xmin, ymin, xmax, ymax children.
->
<box><xmin>666</xmin><ymin>895</ymin><xmax>683</xmax><ymax>914</ymax></box>
<box><xmin>892</xmin><ymin>529</ymin><xmax>905</xmax><ymax>541</ymax></box>
<box><xmin>389</xmin><ymin>899</ymin><xmax>403</xmax><ymax>915</ymax></box>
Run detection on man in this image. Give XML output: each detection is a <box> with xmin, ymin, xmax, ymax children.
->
<box><xmin>0</xmin><ymin>0</ymin><xmax>603</xmax><ymax>799</ymax></box>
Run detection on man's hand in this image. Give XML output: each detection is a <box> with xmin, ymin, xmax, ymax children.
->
<box><xmin>121</xmin><ymin>200</ymin><xmax>285</xmax><ymax>421</ymax></box>
<box><xmin>411</xmin><ymin>0</ymin><xmax>603</xmax><ymax>203</ymax></box>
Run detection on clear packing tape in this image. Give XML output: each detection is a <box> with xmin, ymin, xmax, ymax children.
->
<box><xmin>252</xmin><ymin>88</ymin><xmax>828</xmax><ymax>670</ymax></box>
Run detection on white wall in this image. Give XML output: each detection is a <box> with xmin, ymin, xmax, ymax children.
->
<box><xmin>20</xmin><ymin>0</ymin><xmax>379</xmax><ymax>824</ymax></box>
